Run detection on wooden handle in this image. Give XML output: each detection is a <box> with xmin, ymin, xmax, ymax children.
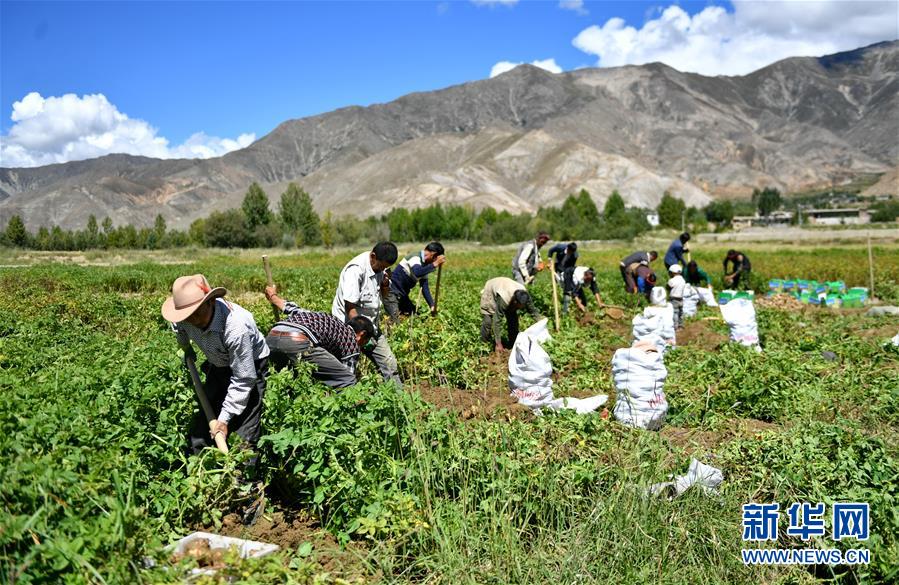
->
<box><xmin>213</xmin><ymin>432</ymin><xmax>230</xmax><ymax>454</ymax></box>
<box><xmin>549</xmin><ymin>258</ymin><xmax>561</xmax><ymax>332</ymax></box>
<box><xmin>262</xmin><ymin>255</ymin><xmax>274</xmax><ymax>286</ymax></box>
<box><xmin>433</xmin><ymin>264</ymin><xmax>443</xmax><ymax>311</ymax></box>
<box><xmin>262</xmin><ymin>256</ymin><xmax>279</xmax><ymax>320</ymax></box>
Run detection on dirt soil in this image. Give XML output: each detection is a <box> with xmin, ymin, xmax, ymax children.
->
<box><xmin>676</xmin><ymin>319</ymin><xmax>729</xmax><ymax>351</ymax></box>
<box><xmin>214</xmin><ymin>511</ymin><xmax>370</xmax><ymax>578</ymax></box>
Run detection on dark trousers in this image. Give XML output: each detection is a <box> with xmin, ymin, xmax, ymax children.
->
<box><xmin>384</xmin><ymin>289</ymin><xmax>417</xmax><ymax>324</ymax></box>
<box><xmin>620</xmin><ymin>265</ymin><xmax>637</xmax><ymax>293</ymax></box>
<box><xmin>188</xmin><ymin>358</ymin><xmax>267</xmax><ymax>461</ymax></box>
<box><xmin>732</xmin><ymin>269</ymin><xmax>752</xmax><ymax>290</ymax></box>
<box><xmin>266</xmin><ymin>333</ymin><xmax>357</xmax><ymax>389</ymax></box>
<box><xmin>480</xmin><ymin>310</ymin><xmax>519</xmax><ymax>349</ymax></box>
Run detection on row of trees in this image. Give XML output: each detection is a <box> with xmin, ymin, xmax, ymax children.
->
<box><xmin>1</xmin><ymin>183</ymin><xmax>812</xmax><ymax>251</ymax></box>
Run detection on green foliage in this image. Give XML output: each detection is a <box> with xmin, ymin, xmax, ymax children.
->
<box><xmin>705</xmin><ymin>200</ymin><xmax>735</xmax><ymax>229</ymax></box>
<box><xmin>280</xmin><ymin>183</ymin><xmax>322</xmax><ymax>246</ymax></box>
<box><xmin>870</xmin><ymin>199</ymin><xmax>899</xmax><ymax>223</ymax></box>
<box><xmin>242</xmin><ymin>182</ymin><xmax>273</xmax><ymax>230</ymax></box>
<box><xmin>603</xmin><ymin>190</ymin><xmax>626</xmax><ymax>221</ymax></box>
<box><xmin>5</xmin><ymin>215</ymin><xmax>28</xmax><ymax>247</ymax></box>
<box><xmin>658</xmin><ymin>191</ymin><xmax>686</xmax><ymax>229</ymax></box>
<box><xmin>0</xmin><ymin>247</ymin><xmax>897</xmax><ymax>583</ymax></box>
<box><xmin>754</xmin><ymin>187</ymin><xmax>782</xmax><ymax>217</ymax></box>
<box><xmin>204</xmin><ymin>209</ymin><xmax>254</xmax><ymax>247</ymax></box>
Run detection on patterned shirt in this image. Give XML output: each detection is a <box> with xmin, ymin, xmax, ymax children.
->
<box><xmin>276</xmin><ymin>301</ymin><xmax>361</xmax><ymax>369</ymax></box>
<box><xmin>175</xmin><ymin>298</ymin><xmax>269</xmax><ymax>424</ymax></box>
<box><xmin>332</xmin><ymin>251</ymin><xmax>384</xmax><ymax>329</ymax></box>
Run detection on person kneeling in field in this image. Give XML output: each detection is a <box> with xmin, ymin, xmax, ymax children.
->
<box><xmin>384</xmin><ymin>241</ymin><xmax>446</xmax><ymax>324</ymax></box>
<box><xmin>264</xmin><ymin>285</ymin><xmax>375</xmax><ymax>388</ymax></box>
<box><xmin>162</xmin><ymin>274</ymin><xmax>269</xmax><ymax>462</ymax></box>
<box><xmin>562</xmin><ymin>266</ymin><xmax>603</xmax><ymax>315</ymax></box>
<box><xmin>480</xmin><ymin>276</ymin><xmax>542</xmax><ymax>353</ymax></box>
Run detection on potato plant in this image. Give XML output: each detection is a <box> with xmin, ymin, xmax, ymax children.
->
<box><xmin>0</xmin><ymin>244</ymin><xmax>896</xmax><ymax>583</ymax></box>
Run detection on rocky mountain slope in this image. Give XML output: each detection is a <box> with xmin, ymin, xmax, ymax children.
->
<box><xmin>1</xmin><ymin>41</ymin><xmax>896</xmax><ymax>230</ymax></box>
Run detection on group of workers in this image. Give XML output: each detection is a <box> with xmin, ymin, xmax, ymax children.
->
<box><xmin>161</xmin><ymin>232</ymin><xmax>752</xmax><ymax>467</ymax></box>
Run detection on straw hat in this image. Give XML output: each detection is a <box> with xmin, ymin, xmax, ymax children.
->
<box><xmin>161</xmin><ymin>274</ymin><xmax>227</xmax><ymax>322</ymax></box>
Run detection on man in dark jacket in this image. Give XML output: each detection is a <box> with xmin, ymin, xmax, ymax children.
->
<box><xmin>664</xmin><ymin>232</ymin><xmax>690</xmax><ymax>270</ymax></box>
<box><xmin>546</xmin><ymin>242</ymin><xmax>578</xmax><ymax>278</ymax></box>
<box><xmin>384</xmin><ymin>242</ymin><xmax>446</xmax><ymax>323</ymax></box>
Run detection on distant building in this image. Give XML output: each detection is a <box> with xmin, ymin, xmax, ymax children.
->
<box><xmin>731</xmin><ymin>211</ymin><xmax>794</xmax><ymax>230</ymax></box>
<box><xmin>646</xmin><ymin>212</ymin><xmax>660</xmax><ymax>227</ymax></box>
<box><xmin>805</xmin><ymin>208</ymin><xmax>871</xmax><ymax>225</ymax></box>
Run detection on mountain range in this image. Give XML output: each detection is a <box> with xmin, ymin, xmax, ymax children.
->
<box><xmin>1</xmin><ymin>40</ymin><xmax>897</xmax><ymax>230</ymax></box>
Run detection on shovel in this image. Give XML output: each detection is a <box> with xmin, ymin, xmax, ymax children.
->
<box><xmin>174</xmin><ymin>326</ymin><xmax>229</xmax><ymax>454</ymax></box>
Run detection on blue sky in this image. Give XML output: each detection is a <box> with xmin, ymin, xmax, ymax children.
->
<box><xmin>2</xmin><ymin>0</ymin><xmax>897</xmax><ymax>167</ymax></box>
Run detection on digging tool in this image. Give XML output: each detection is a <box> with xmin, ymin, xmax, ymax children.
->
<box><xmin>433</xmin><ymin>264</ymin><xmax>443</xmax><ymax>314</ymax></box>
<box><xmin>173</xmin><ymin>326</ymin><xmax>229</xmax><ymax>454</ymax></box>
<box><xmin>262</xmin><ymin>255</ymin><xmax>279</xmax><ymax>322</ymax></box>
<box><xmin>549</xmin><ymin>258</ymin><xmax>561</xmax><ymax>332</ymax></box>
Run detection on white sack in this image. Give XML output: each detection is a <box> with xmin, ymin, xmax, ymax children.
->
<box><xmin>648</xmin><ymin>458</ymin><xmax>724</xmax><ymax>498</ymax></box>
<box><xmin>696</xmin><ymin>286</ymin><xmax>718</xmax><ymax>307</ymax></box>
<box><xmin>641</xmin><ymin>304</ymin><xmax>676</xmax><ymax>347</ymax></box>
<box><xmin>719</xmin><ymin>298</ymin><xmax>760</xmax><ymax>349</ymax></box>
<box><xmin>545</xmin><ymin>394</ymin><xmax>608</xmax><ymax>414</ymax></box>
<box><xmin>508</xmin><ymin>319</ymin><xmax>554</xmax><ymax>409</ymax></box>
<box><xmin>683</xmin><ymin>284</ymin><xmax>699</xmax><ymax>318</ymax></box>
<box><xmin>891</xmin><ymin>332</ymin><xmax>899</xmax><ymax>347</ymax></box>
<box><xmin>508</xmin><ymin>319</ymin><xmax>607</xmax><ymax>413</ymax></box>
<box><xmin>612</xmin><ymin>343</ymin><xmax>668</xmax><ymax>430</ymax></box>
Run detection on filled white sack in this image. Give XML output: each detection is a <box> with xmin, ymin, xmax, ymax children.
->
<box><xmin>719</xmin><ymin>298</ymin><xmax>760</xmax><ymax>349</ymax></box>
<box><xmin>612</xmin><ymin>341</ymin><xmax>668</xmax><ymax>430</ymax></box>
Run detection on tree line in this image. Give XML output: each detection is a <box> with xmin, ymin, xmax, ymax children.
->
<box><xmin>3</xmin><ymin>182</ymin><xmax>840</xmax><ymax>252</ymax></box>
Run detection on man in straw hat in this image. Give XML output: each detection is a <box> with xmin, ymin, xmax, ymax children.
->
<box><xmin>161</xmin><ymin>274</ymin><xmax>270</xmax><ymax>463</ymax></box>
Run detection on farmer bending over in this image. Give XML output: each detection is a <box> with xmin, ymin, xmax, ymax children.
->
<box><xmin>619</xmin><ymin>250</ymin><xmax>658</xmax><ymax>294</ymax></box>
<box><xmin>562</xmin><ymin>266</ymin><xmax>602</xmax><ymax>315</ymax></box>
<box><xmin>384</xmin><ymin>241</ymin><xmax>446</xmax><ymax>324</ymax></box>
<box><xmin>265</xmin><ymin>286</ymin><xmax>375</xmax><ymax>388</ymax></box>
<box><xmin>162</xmin><ymin>274</ymin><xmax>269</xmax><ymax>464</ymax></box>
<box><xmin>480</xmin><ymin>276</ymin><xmax>542</xmax><ymax>353</ymax></box>
<box><xmin>723</xmin><ymin>250</ymin><xmax>752</xmax><ymax>290</ymax></box>
<box><xmin>332</xmin><ymin>242</ymin><xmax>402</xmax><ymax>387</ymax></box>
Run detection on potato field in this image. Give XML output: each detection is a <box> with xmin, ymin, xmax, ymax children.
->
<box><xmin>1</xmin><ymin>243</ymin><xmax>898</xmax><ymax>584</ymax></box>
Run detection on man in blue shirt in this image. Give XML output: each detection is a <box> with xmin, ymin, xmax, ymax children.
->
<box><xmin>664</xmin><ymin>232</ymin><xmax>691</xmax><ymax>270</ymax></box>
<box><xmin>384</xmin><ymin>242</ymin><xmax>446</xmax><ymax>323</ymax></box>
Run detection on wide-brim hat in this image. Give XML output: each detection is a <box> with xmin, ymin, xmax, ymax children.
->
<box><xmin>161</xmin><ymin>274</ymin><xmax>227</xmax><ymax>322</ymax></box>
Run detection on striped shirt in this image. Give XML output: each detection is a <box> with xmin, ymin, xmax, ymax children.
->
<box><xmin>275</xmin><ymin>301</ymin><xmax>361</xmax><ymax>369</ymax></box>
<box><xmin>175</xmin><ymin>298</ymin><xmax>269</xmax><ymax>424</ymax></box>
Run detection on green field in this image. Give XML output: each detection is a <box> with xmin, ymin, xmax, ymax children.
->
<box><xmin>1</xmin><ymin>244</ymin><xmax>897</xmax><ymax>584</ymax></box>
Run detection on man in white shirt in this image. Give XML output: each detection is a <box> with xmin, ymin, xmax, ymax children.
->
<box><xmin>511</xmin><ymin>232</ymin><xmax>550</xmax><ymax>285</ymax></box>
<box><xmin>332</xmin><ymin>242</ymin><xmax>402</xmax><ymax>386</ymax></box>
<box><xmin>667</xmin><ymin>264</ymin><xmax>687</xmax><ymax>330</ymax></box>
<box><xmin>161</xmin><ymin>274</ymin><xmax>269</xmax><ymax>463</ymax></box>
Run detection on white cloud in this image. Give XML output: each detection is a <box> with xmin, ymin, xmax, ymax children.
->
<box><xmin>0</xmin><ymin>92</ymin><xmax>255</xmax><ymax>168</ymax></box>
<box><xmin>490</xmin><ymin>58</ymin><xmax>563</xmax><ymax>78</ymax></box>
<box><xmin>559</xmin><ymin>0</ymin><xmax>587</xmax><ymax>16</ymax></box>
<box><xmin>572</xmin><ymin>1</ymin><xmax>899</xmax><ymax>76</ymax></box>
